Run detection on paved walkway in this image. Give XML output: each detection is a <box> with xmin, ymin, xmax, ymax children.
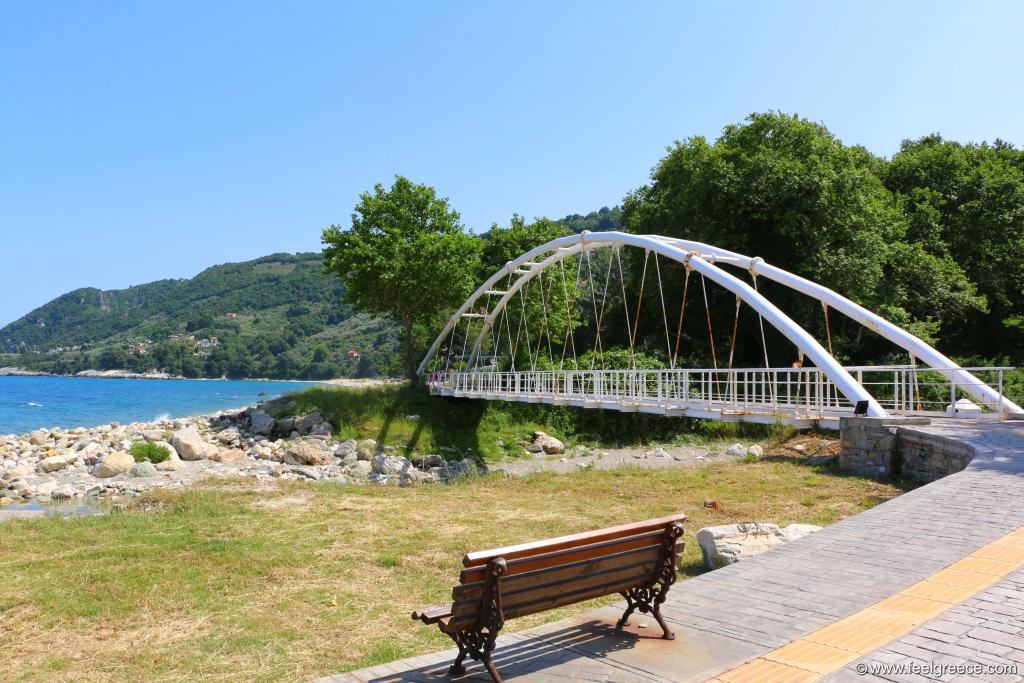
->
<box><xmin>318</xmin><ymin>420</ymin><xmax>1024</xmax><ymax>683</ymax></box>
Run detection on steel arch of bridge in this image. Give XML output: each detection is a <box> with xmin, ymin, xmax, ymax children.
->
<box><xmin>419</xmin><ymin>231</ymin><xmax>1022</xmax><ymax>424</ymax></box>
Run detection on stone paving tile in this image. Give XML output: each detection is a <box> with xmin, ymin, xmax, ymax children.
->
<box><xmin>318</xmin><ymin>421</ymin><xmax>1024</xmax><ymax>683</ymax></box>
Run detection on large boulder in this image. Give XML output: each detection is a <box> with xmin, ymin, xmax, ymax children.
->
<box><xmin>696</xmin><ymin>522</ymin><xmax>822</xmax><ymax>569</ymax></box>
<box><xmin>356</xmin><ymin>440</ymin><xmax>377</xmax><ymax>461</ymax></box>
<box><xmin>37</xmin><ymin>455</ymin><xmax>70</xmax><ymax>473</ymax></box>
<box><xmin>29</xmin><ymin>430</ymin><xmax>49</xmax><ymax>446</ymax></box>
<box><xmin>294</xmin><ymin>412</ymin><xmax>324</xmax><ymax>434</ymax></box>
<box><xmin>529</xmin><ymin>432</ymin><xmax>564</xmax><ymax>455</ymax></box>
<box><xmin>215</xmin><ymin>427</ymin><xmax>242</xmax><ymax>445</ymax></box>
<box><xmin>249</xmin><ymin>410</ymin><xmax>275</xmax><ymax>435</ymax></box>
<box><xmin>212</xmin><ymin>448</ymin><xmax>249</xmax><ymax>463</ymax></box>
<box><xmin>171</xmin><ymin>427</ymin><xmax>219</xmax><ymax>461</ymax></box>
<box><xmin>95</xmin><ymin>451</ymin><xmax>135</xmax><ymax>478</ymax></box>
<box><xmin>309</xmin><ymin>421</ymin><xmax>333</xmax><ymax>438</ymax></box>
<box><xmin>131</xmin><ymin>461</ymin><xmax>158</xmax><ymax>477</ymax></box>
<box><xmin>372</xmin><ymin>454</ymin><xmax>411</xmax><ymax>476</ymax></box>
<box><xmin>284</xmin><ymin>441</ymin><xmax>333</xmax><ymax>466</ymax></box>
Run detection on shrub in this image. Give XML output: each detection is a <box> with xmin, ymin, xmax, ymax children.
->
<box><xmin>130</xmin><ymin>441</ymin><xmax>171</xmax><ymax>464</ymax></box>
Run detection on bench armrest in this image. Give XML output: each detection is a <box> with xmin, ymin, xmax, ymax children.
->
<box><xmin>411</xmin><ymin>604</ymin><xmax>452</xmax><ymax>625</ymax></box>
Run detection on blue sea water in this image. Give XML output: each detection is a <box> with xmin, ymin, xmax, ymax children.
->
<box><xmin>0</xmin><ymin>376</ymin><xmax>322</xmax><ymax>434</ymax></box>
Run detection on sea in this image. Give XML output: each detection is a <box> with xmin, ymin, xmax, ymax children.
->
<box><xmin>0</xmin><ymin>375</ymin><xmax>323</xmax><ymax>435</ymax></box>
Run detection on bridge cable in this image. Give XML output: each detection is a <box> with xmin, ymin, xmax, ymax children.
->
<box><xmin>584</xmin><ymin>250</ymin><xmax>607</xmax><ymax>370</ymax></box>
<box><xmin>700</xmin><ymin>273</ymin><xmax>720</xmax><ymax>400</ymax></box>
<box><xmin>518</xmin><ymin>283</ymin><xmax>535</xmax><ymax>371</ymax></box>
<box><xmin>535</xmin><ymin>269</ymin><xmax>555</xmax><ymax>367</ymax></box>
<box><xmin>615</xmin><ymin>248</ymin><xmax>636</xmax><ymax>370</ymax></box>
<box><xmin>557</xmin><ymin>258</ymin><xmax>579</xmax><ymax>370</ymax></box>
<box><xmin>822</xmin><ymin>302</ymin><xmax>834</xmax><ymax>356</ymax></box>
<box><xmin>672</xmin><ymin>268</ymin><xmax>691</xmax><ymax>368</ymax></box>
<box><xmin>508</xmin><ymin>286</ymin><xmax>525</xmax><ymax>371</ymax></box>
<box><xmin>751</xmin><ymin>274</ymin><xmax>775</xmax><ymax>403</ymax></box>
<box><xmin>654</xmin><ymin>253</ymin><xmax>673</xmax><ymax>369</ymax></box>
<box><xmin>629</xmin><ymin>250</ymin><xmax>651</xmax><ymax>369</ymax></box>
<box><xmin>727</xmin><ymin>296</ymin><xmax>742</xmax><ymax>403</ymax></box>
<box><xmin>910</xmin><ymin>353</ymin><xmax>923</xmax><ymax>412</ymax></box>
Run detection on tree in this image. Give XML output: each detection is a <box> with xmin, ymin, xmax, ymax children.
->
<box><xmin>322</xmin><ymin>176</ymin><xmax>480</xmax><ymax>379</ymax></box>
<box><xmin>621</xmin><ymin>112</ymin><xmax>983</xmax><ymax>364</ymax></box>
<box><xmin>886</xmin><ymin>135</ymin><xmax>1024</xmax><ymax>356</ymax></box>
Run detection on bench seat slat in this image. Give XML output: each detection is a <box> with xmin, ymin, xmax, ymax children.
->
<box><xmin>461</xmin><ymin>513</ymin><xmax>687</xmax><ymax>568</ymax></box>
<box><xmin>459</xmin><ymin>530</ymin><xmax>665</xmax><ymax>584</ymax></box>
<box><xmin>443</xmin><ymin>570</ymin><xmax>657</xmax><ymax>632</ymax></box>
<box><xmin>410</xmin><ymin>604</ymin><xmax>452</xmax><ymax>624</ymax></box>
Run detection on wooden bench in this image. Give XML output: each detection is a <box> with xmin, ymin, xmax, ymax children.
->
<box><xmin>412</xmin><ymin>513</ymin><xmax>686</xmax><ymax>682</ymax></box>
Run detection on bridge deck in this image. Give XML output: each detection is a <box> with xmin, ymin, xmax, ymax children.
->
<box><xmin>316</xmin><ymin>419</ymin><xmax>1024</xmax><ymax>683</ymax></box>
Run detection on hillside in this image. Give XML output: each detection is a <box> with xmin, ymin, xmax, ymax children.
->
<box><xmin>0</xmin><ymin>253</ymin><xmax>400</xmax><ymax>379</ymax></box>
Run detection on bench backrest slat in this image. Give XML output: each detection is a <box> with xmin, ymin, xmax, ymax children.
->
<box><xmin>461</xmin><ymin>513</ymin><xmax>687</xmax><ymax>569</ymax></box>
<box><xmin>459</xmin><ymin>529</ymin><xmax>665</xmax><ymax>585</ymax></box>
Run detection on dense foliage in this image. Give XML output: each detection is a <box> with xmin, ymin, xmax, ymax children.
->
<box><xmin>322</xmin><ymin>176</ymin><xmax>481</xmax><ymax>379</ymax></box>
<box><xmin>0</xmin><ymin>253</ymin><xmax>401</xmax><ymax>379</ymax></box>
<box><xmin>621</xmin><ymin>112</ymin><xmax>1019</xmax><ymax>367</ymax></box>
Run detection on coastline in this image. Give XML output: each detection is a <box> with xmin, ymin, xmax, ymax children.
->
<box><xmin>0</xmin><ymin>366</ymin><xmax>398</xmax><ymax>385</ymax></box>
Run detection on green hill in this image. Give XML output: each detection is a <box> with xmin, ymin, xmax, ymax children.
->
<box><xmin>0</xmin><ymin>253</ymin><xmax>400</xmax><ymax>379</ymax></box>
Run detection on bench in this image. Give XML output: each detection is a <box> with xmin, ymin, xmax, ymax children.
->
<box><xmin>412</xmin><ymin>513</ymin><xmax>687</xmax><ymax>682</ymax></box>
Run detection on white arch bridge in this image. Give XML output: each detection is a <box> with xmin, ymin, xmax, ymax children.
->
<box><xmin>419</xmin><ymin>232</ymin><xmax>1020</xmax><ymax>428</ymax></box>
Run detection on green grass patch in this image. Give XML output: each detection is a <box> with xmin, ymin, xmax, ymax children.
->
<box><xmin>283</xmin><ymin>382</ymin><xmax>800</xmax><ymax>461</ymax></box>
<box><xmin>0</xmin><ymin>462</ymin><xmax>906</xmax><ymax>681</ymax></box>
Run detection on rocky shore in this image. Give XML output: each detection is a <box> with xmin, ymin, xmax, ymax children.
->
<box><xmin>0</xmin><ymin>402</ymin><xmax>485</xmax><ymax>507</ymax></box>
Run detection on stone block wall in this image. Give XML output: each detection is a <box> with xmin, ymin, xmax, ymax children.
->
<box><xmin>838</xmin><ymin>417</ymin><xmax>972</xmax><ymax>482</ymax></box>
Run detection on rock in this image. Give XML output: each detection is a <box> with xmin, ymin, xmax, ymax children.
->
<box><xmin>368</xmin><ymin>472</ymin><xmax>388</xmax><ymax>485</ymax></box>
<box><xmin>309</xmin><ymin>421</ymin><xmax>333</xmax><ymax>437</ymax></box>
<box><xmin>171</xmin><ymin>427</ymin><xmax>219</xmax><ymax>461</ymax></box>
<box><xmin>276</xmin><ymin>416</ymin><xmax>295</xmax><ymax>434</ymax></box>
<box><xmin>29</xmin><ymin>430</ymin><xmax>49</xmax><ymax>446</ymax></box>
<box><xmin>215</xmin><ymin>427</ymin><xmax>242</xmax><ymax>445</ymax></box>
<box><xmin>0</xmin><ymin>497</ymin><xmax>13</xmax><ymax>506</ymax></box>
<box><xmin>793</xmin><ymin>444</ymin><xmax>806</xmax><ymax>452</ymax></box>
<box><xmin>349</xmin><ymin>460</ymin><xmax>373</xmax><ymax>479</ymax></box>
<box><xmin>372</xmin><ymin>454</ymin><xmax>411</xmax><ymax>476</ymax></box>
<box><xmin>249</xmin><ymin>410</ymin><xmax>275</xmax><ymax>435</ymax></box>
<box><xmin>80</xmin><ymin>442</ymin><xmax>107</xmax><ymax>464</ymax></box>
<box><xmin>36</xmin><ymin>481</ymin><xmax>57</xmax><ymax>497</ymax></box>
<box><xmin>142</xmin><ymin>430</ymin><xmax>165</xmax><ymax>442</ymax></box>
<box><xmin>726</xmin><ymin>443</ymin><xmax>749</xmax><ymax>458</ymax></box>
<box><xmin>647</xmin><ymin>448</ymin><xmax>672</xmax><ymax>459</ymax></box>
<box><xmin>696</xmin><ymin>522</ymin><xmax>822</xmax><ymax>569</ymax></box>
<box><xmin>294</xmin><ymin>412</ymin><xmax>324</xmax><ymax>434</ymax></box>
<box><xmin>749</xmin><ymin>444</ymin><xmax>764</xmax><ymax>458</ymax></box>
<box><xmin>131</xmin><ymin>461</ymin><xmax>158</xmax><ymax>477</ymax></box>
<box><xmin>529</xmin><ymin>431</ymin><xmax>564</xmax><ymax>455</ymax></box>
<box><xmin>356</xmin><ymin>440</ymin><xmax>377</xmax><ymax>460</ymax></box>
<box><xmin>781</xmin><ymin>523</ymin><xmax>822</xmax><ymax>542</ymax></box>
<box><xmin>334</xmin><ymin>439</ymin><xmax>357</xmax><ymax>459</ymax></box>
<box><xmin>286</xmin><ymin>465</ymin><xmax>322</xmax><ymax>480</ymax></box>
<box><xmin>4</xmin><ymin>464</ymin><xmax>31</xmax><ymax>479</ymax></box>
<box><xmin>400</xmin><ymin>468</ymin><xmax>439</xmax><ymax>486</ymax></box>
<box><xmin>212</xmin><ymin>448</ymin><xmax>249</xmax><ymax>463</ymax></box>
<box><xmin>95</xmin><ymin>451</ymin><xmax>135</xmax><ymax>478</ymax></box>
<box><xmin>285</xmin><ymin>441</ymin><xmax>333</xmax><ymax>466</ymax></box>
<box><xmin>37</xmin><ymin>455</ymin><xmax>69</xmax><ymax>473</ymax></box>
<box><xmin>155</xmin><ymin>459</ymin><xmax>186</xmax><ymax>472</ymax></box>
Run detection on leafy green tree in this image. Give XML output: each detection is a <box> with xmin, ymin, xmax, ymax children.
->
<box><xmin>322</xmin><ymin>176</ymin><xmax>480</xmax><ymax>379</ymax></box>
<box><xmin>886</xmin><ymin>135</ymin><xmax>1024</xmax><ymax>355</ymax></box>
<box><xmin>621</xmin><ymin>112</ymin><xmax>983</xmax><ymax>363</ymax></box>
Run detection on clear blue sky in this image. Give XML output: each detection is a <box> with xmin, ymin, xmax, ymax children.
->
<box><xmin>2</xmin><ymin>1</ymin><xmax>1023</xmax><ymax>327</ymax></box>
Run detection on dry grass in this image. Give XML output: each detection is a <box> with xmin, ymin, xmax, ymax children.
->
<box><xmin>0</xmin><ymin>460</ymin><xmax>905</xmax><ymax>682</ymax></box>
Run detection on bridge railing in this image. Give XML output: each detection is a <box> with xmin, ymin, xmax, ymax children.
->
<box><xmin>426</xmin><ymin>365</ymin><xmax>1015</xmax><ymax>419</ymax></box>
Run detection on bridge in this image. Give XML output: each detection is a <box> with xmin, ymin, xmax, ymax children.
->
<box><xmin>419</xmin><ymin>231</ymin><xmax>1019</xmax><ymax>428</ymax></box>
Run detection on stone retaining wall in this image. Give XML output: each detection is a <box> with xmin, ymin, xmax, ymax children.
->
<box><xmin>839</xmin><ymin>416</ymin><xmax>975</xmax><ymax>482</ymax></box>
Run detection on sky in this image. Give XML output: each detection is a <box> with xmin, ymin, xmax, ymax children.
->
<box><xmin>2</xmin><ymin>1</ymin><xmax>1023</xmax><ymax>328</ymax></box>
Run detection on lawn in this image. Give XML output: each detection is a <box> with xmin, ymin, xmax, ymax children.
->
<box><xmin>0</xmin><ymin>461</ymin><xmax>906</xmax><ymax>682</ymax></box>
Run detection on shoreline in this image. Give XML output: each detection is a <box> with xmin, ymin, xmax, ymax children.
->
<box><xmin>0</xmin><ymin>367</ymin><xmax>398</xmax><ymax>385</ymax></box>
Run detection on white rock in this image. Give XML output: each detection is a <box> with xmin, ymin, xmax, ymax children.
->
<box><xmin>696</xmin><ymin>522</ymin><xmax>823</xmax><ymax>569</ymax></box>
<box><xmin>37</xmin><ymin>455</ymin><xmax>69</xmax><ymax>473</ymax></box>
<box><xmin>529</xmin><ymin>431</ymin><xmax>564</xmax><ymax>454</ymax></box>
<box><xmin>726</xmin><ymin>443</ymin><xmax>749</xmax><ymax>458</ymax></box>
<box><xmin>749</xmin><ymin>444</ymin><xmax>764</xmax><ymax>458</ymax></box>
<box><xmin>95</xmin><ymin>451</ymin><xmax>135</xmax><ymax>478</ymax></box>
<box><xmin>36</xmin><ymin>481</ymin><xmax>57</xmax><ymax>497</ymax></box>
<box><xmin>171</xmin><ymin>427</ymin><xmax>219</xmax><ymax>461</ymax></box>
